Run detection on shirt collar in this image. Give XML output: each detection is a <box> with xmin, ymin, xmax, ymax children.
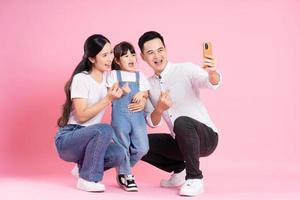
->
<box><xmin>154</xmin><ymin>62</ymin><xmax>171</xmax><ymax>80</ymax></box>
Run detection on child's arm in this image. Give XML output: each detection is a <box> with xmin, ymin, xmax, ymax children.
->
<box><xmin>132</xmin><ymin>90</ymin><xmax>148</xmax><ymax>103</ymax></box>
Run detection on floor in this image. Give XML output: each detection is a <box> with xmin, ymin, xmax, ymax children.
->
<box><xmin>1</xmin><ymin>162</ymin><xmax>300</xmax><ymax>200</ymax></box>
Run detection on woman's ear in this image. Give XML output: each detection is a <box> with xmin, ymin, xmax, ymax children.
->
<box><xmin>88</xmin><ymin>57</ymin><xmax>95</xmax><ymax>64</ymax></box>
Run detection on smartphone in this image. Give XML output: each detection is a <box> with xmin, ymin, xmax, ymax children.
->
<box><xmin>203</xmin><ymin>42</ymin><xmax>213</xmax><ymax>58</ymax></box>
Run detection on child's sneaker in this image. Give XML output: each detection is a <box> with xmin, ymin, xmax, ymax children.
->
<box><xmin>117</xmin><ymin>174</ymin><xmax>138</xmax><ymax>192</ymax></box>
<box><xmin>116</xmin><ymin>174</ymin><xmax>126</xmax><ymax>187</ymax></box>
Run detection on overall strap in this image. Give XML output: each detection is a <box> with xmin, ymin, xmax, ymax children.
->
<box><xmin>116</xmin><ymin>70</ymin><xmax>123</xmax><ymax>82</ymax></box>
<box><xmin>135</xmin><ymin>71</ymin><xmax>140</xmax><ymax>84</ymax></box>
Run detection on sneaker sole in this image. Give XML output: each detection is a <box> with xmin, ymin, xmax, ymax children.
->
<box><xmin>123</xmin><ymin>186</ymin><xmax>138</xmax><ymax>192</ymax></box>
<box><xmin>77</xmin><ymin>184</ymin><xmax>105</xmax><ymax>192</ymax></box>
<box><xmin>179</xmin><ymin>189</ymin><xmax>204</xmax><ymax>196</ymax></box>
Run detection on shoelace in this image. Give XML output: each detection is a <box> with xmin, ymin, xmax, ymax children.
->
<box><xmin>126</xmin><ymin>175</ymin><xmax>137</xmax><ymax>187</ymax></box>
<box><xmin>126</xmin><ymin>175</ymin><xmax>135</xmax><ymax>181</ymax></box>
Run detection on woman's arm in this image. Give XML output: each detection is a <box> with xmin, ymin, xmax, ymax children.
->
<box><xmin>73</xmin><ymin>82</ymin><xmax>122</xmax><ymax>123</ymax></box>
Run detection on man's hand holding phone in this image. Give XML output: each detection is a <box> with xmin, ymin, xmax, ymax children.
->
<box><xmin>203</xmin><ymin>42</ymin><xmax>219</xmax><ymax>85</ymax></box>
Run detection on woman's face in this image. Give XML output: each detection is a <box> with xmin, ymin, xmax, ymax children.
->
<box><xmin>117</xmin><ymin>50</ymin><xmax>137</xmax><ymax>72</ymax></box>
<box><xmin>89</xmin><ymin>42</ymin><xmax>114</xmax><ymax>72</ymax></box>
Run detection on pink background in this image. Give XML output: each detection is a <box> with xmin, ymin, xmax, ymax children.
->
<box><xmin>1</xmin><ymin>0</ymin><xmax>299</xmax><ymax>195</ymax></box>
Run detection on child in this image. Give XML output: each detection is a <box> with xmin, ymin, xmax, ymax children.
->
<box><xmin>106</xmin><ymin>41</ymin><xmax>150</xmax><ymax>192</ymax></box>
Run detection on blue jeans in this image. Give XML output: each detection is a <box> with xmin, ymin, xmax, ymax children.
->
<box><xmin>55</xmin><ymin>123</ymin><xmax>125</xmax><ymax>182</ymax></box>
<box><xmin>111</xmin><ymin>70</ymin><xmax>149</xmax><ymax>175</ymax></box>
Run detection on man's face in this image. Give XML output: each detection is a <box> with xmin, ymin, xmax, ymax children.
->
<box><xmin>141</xmin><ymin>38</ymin><xmax>167</xmax><ymax>74</ymax></box>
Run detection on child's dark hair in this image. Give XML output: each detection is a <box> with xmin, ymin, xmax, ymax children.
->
<box><xmin>138</xmin><ymin>31</ymin><xmax>165</xmax><ymax>52</ymax></box>
<box><xmin>112</xmin><ymin>41</ymin><xmax>136</xmax><ymax>70</ymax></box>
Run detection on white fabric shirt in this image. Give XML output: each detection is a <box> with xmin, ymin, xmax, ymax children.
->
<box><xmin>68</xmin><ymin>71</ymin><xmax>108</xmax><ymax>126</ymax></box>
<box><xmin>145</xmin><ymin>62</ymin><xmax>221</xmax><ymax>138</ymax></box>
<box><xmin>106</xmin><ymin>70</ymin><xmax>151</xmax><ymax>91</ymax></box>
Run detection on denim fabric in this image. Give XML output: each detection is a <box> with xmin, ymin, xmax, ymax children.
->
<box><xmin>55</xmin><ymin>123</ymin><xmax>125</xmax><ymax>182</ymax></box>
<box><xmin>111</xmin><ymin>71</ymin><xmax>149</xmax><ymax>175</ymax></box>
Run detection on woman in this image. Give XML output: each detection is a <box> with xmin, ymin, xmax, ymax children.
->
<box><xmin>55</xmin><ymin>34</ymin><xmax>125</xmax><ymax>192</ymax></box>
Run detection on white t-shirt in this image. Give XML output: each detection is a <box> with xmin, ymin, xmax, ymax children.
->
<box><xmin>106</xmin><ymin>70</ymin><xmax>150</xmax><ymax>91</ymax></box>
<box><xmin>68</xmin><ymin>71</ymin><xmax>108</xmax><ymax>126</ymax></box>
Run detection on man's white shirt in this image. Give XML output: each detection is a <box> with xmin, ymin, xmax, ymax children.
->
<box><xmin>145</xmin><ymin>62</ymin><xmax>221</xmax><ymax>138</ymax></box>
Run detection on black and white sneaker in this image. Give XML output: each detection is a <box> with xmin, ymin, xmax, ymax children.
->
<box><xmin>116</xmin><ymin>174</ymin><xmax>126</xmax><ymax>187</ymax></box>
<box><xmin>117</xmin><ymin>174</ymin><xmax>138</xmax><ymax>192</ymax></box>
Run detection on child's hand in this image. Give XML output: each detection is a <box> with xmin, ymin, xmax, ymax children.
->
<box><xmin>132</xmin><ymin>91</ymin><xmax>146</xmax><ymax>103</ymax></box>
<box><xmin>121</xmin><ymin>82</ymin><xmax>131</xmax><ymax>94</ymax></box>
<box><xmin>128</xmin><ymin>97</ymin><xmax>147</xmax><ymax>112</ymax></box>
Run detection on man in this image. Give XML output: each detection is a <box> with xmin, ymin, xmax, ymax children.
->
<box><xmin>139</xmin><ymin>31</ymin><xmax>221</xmax><ymax>196</ymax></box>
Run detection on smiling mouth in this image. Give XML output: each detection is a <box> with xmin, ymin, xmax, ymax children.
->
<box><xmin>154</xmin><ymin>60</ymin><xmax>163</xmax><ymax>66</ymax></box>
<box><xmin>128</xmin><ymin>62</ymin><xmax>134</xmax><ymax>67</ymax></box>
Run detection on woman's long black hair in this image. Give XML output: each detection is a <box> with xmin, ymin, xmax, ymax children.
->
<box><xmin>57</xmin><ymin>34</ymin><xmax>110</xmax><ymax>127</ymax></box>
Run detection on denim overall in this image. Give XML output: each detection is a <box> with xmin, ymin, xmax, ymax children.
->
<box><xmin>112</xmin><ymin>70</ymin><xmax>149</xmax><ymax>175</ymax></box>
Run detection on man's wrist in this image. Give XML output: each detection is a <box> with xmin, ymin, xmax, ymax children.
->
<box><xmin>154</xmin><ymin>107</ymin><xmax>164</xmax><ymax>115</ymax></box>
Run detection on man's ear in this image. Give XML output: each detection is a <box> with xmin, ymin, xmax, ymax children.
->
<box><xmin>88</xmin><ymin>57</ymin><xmax>95</xmax><ymax>63</ymax></box>
<box><xmin>140</xmin><ymin>52</ymin><xmax>145</xmax><ymax>61</ymax></box>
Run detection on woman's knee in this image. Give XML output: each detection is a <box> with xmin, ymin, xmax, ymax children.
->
<box><xmin>91</xmin><ymin>123</ymin><xmax>114</xmax><ymax>140</ymax></box>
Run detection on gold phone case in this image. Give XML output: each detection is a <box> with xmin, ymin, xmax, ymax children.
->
<box><xmin>203</xmin><ymin>42</ymin><xmax>213</xmax><ymax>58</ymax></box>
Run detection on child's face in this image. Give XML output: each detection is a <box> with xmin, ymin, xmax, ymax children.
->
<box><xmin>118</xmin><ymin>50</ymin><xmax>137</xmax><ymax>72</ymax></box>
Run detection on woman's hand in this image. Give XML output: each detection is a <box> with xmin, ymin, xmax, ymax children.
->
<box><xmin>106</xmin><ymin>82</ymin><xmax>123</xmax><ymax>101</ymax></box>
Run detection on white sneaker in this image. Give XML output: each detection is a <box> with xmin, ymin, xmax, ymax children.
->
<box><xmin>77</xmin><ymin>178</ymin><xmax>105</xmax><ymax>192</ymax></box>
<box><xmin>179</xmin><ymin>179</ymin><xmax>204</xmax><ymax>196</ymax></box>
<box><xmin>71</xmin><ymin>165</ymin><xmax>79</xmax><ymax>178</ymax></box>
<box><xmin>160</xmin><ymin>169</ymin><xmax>186</xmax><ymax>187</ymax></box>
